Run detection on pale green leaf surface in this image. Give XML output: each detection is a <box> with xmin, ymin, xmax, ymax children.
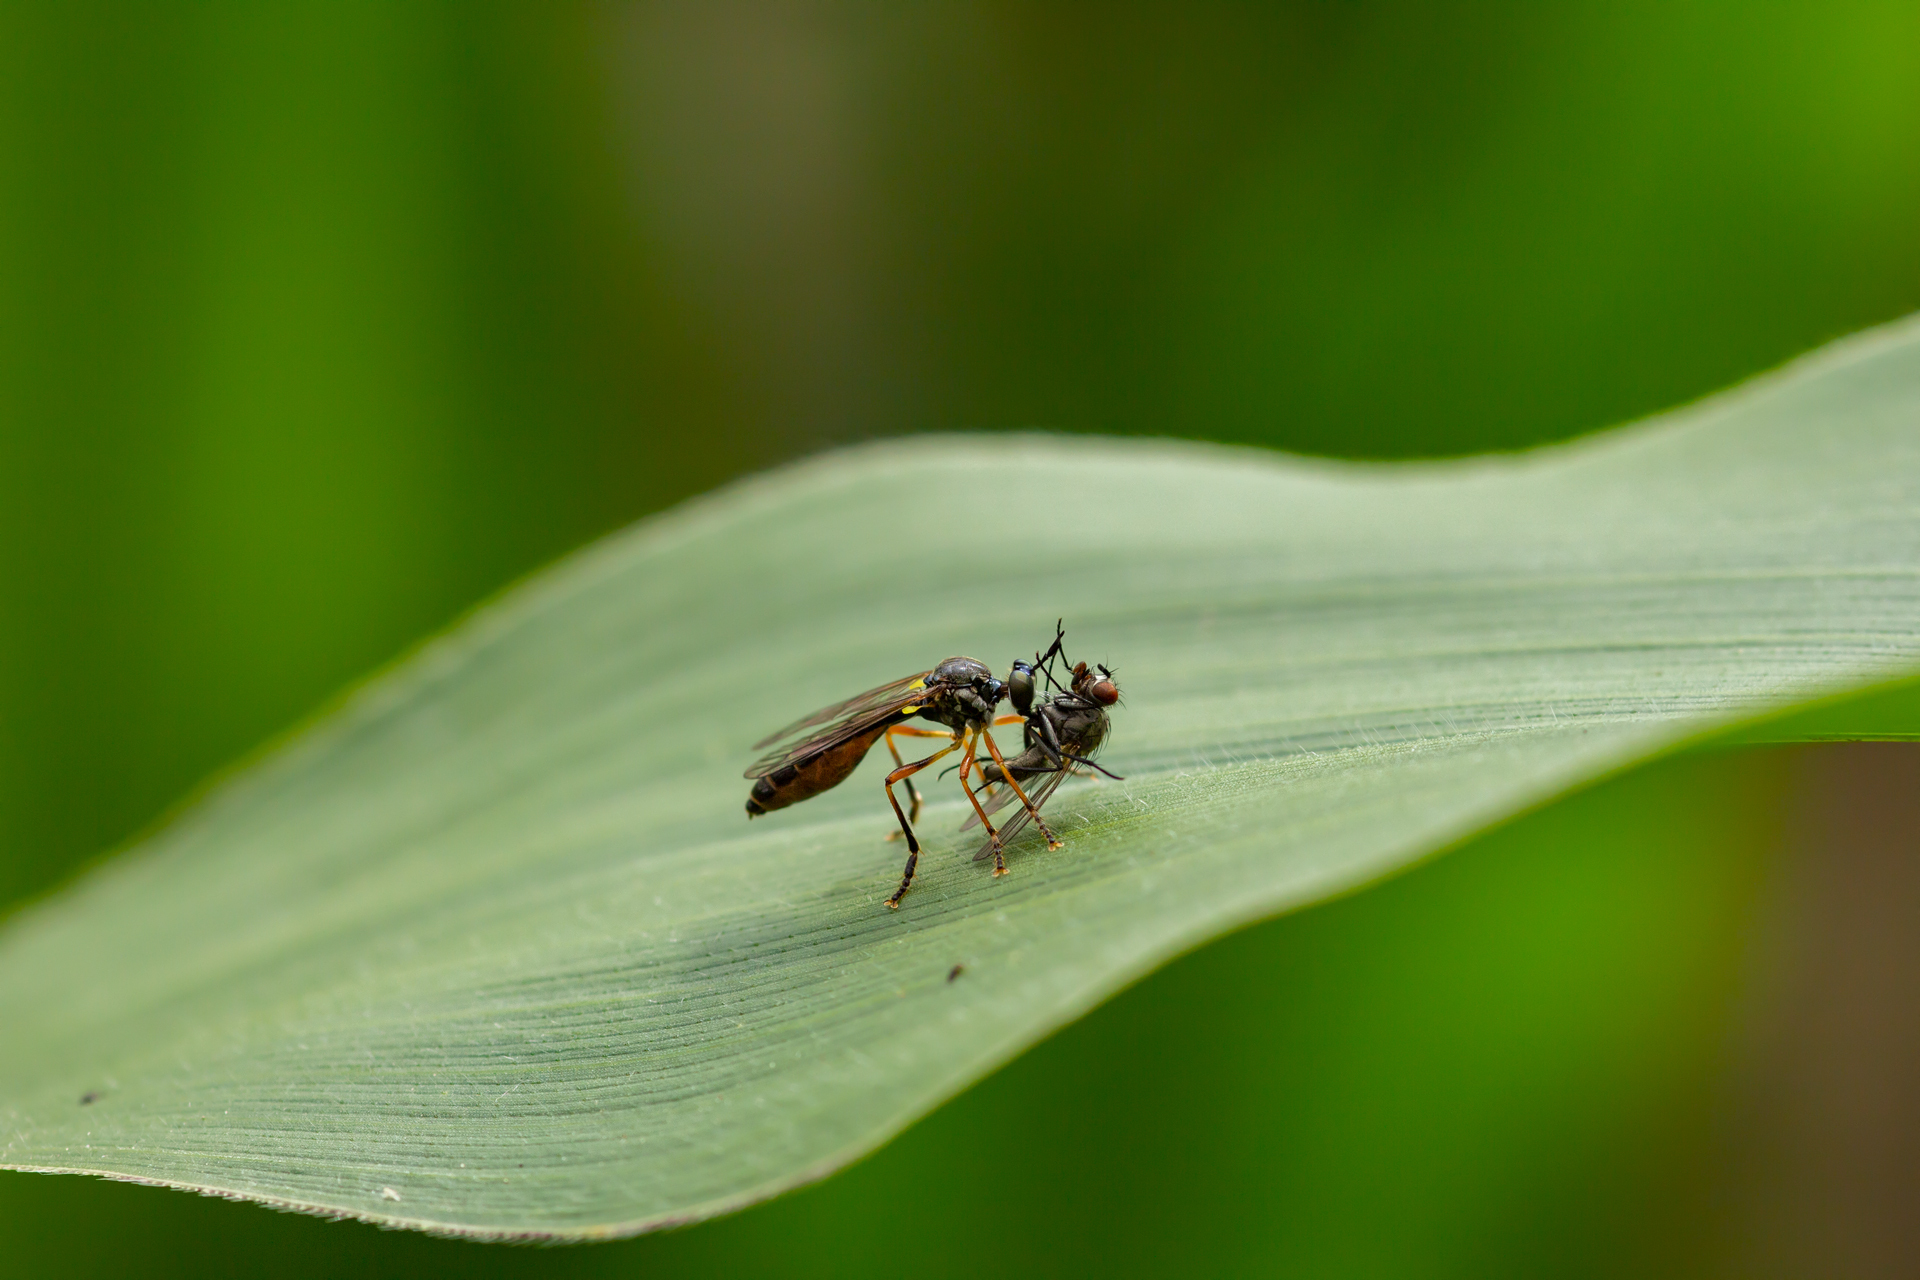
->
<box><xmin>4</xmin><ymin>319</ymin><xmax>1920</xmax><ymax>1239</ymax></box>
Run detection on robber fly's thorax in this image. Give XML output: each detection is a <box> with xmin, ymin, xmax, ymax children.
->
<box><xmin>912</xmin><ymin>656</ymin><xmax>1005</xmax><ymax>732</ymax></box>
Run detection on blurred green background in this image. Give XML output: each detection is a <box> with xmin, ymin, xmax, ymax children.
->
<box><xmin>3</xmin><ymin>1</ymin><xmax>1918</xmax><ymax>1275</ymax></box>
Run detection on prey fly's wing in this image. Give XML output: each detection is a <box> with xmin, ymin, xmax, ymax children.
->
<box><xmin>744</xmin><ymin>671</ymin><xmax>932</xmax><ymax>779</ymax></box>
<box><xmin>961</xmin><ymin>755</ymin><xmax>1049</xmax><ymax>830</ymax></box>
<box><xmin>971</xmin><ymin>766</ymin><xmax>1070</xmax><ymax>860</ymax></box>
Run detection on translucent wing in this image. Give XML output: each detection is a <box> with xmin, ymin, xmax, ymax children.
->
<box><xmin>744</xmin><ymin>672</ymin><xmax>932</xmax><ymax>779</ymax></box>
<box><xmin>963</xmin><ymin>780</ymin><xmax>1023</xmax><ymax>828</ymax></box>
<box><xmin>971</xmin><ymin>766</ymin><xmax>1071</xmax><ymax>861</ymax></box>
<box><xmin>751</xmin><ymin>672</ymin><xmax>930</xmax><ymax>750</ymax></box>
<box><xmin>960</xmin><ymin>749</ymin><xmax>1050</xmax><ymax>830</ymax></box>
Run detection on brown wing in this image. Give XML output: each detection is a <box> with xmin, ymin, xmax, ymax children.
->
<box><xmin>744</xmin><ymin>672</ymin><xmax>932</xmax><ymax>779</ymax></box>
<box><xmin>971</xmin><ymin>766</ymin><xmax>1070</xmax><ymax>860</ymax></box>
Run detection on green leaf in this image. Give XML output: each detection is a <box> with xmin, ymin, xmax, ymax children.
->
<box><xmin>4</xmin><ymin>319</ymin><xmax>1920</xmax><ymax>1241</ymax></box>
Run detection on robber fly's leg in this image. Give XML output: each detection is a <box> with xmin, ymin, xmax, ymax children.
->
<box><xmin>886</xmin><ymin>849</ymin><xmax>919</xmax><ymax>910</ymax></box>
<box><xmin>980</xmin><ymin>726</ymin><xmax>1062</xmax><ymax>851</ymax></box>
<box><xmin>954</xmin><ymin>731</ymin><xmax>1009</xmax><ymax>874</ymax></box>
<box><xmin>882</xmin><ymin>727</ymin><xmax>921</xmax><ymax>824</ymax></box>
<box><xmin>882</xmin><ymin>725</ymin><xmax>949</xmax><ymax>836</ymax></box>
<box><xmin>968</xmin><ymin>720</ymin><xmax>1021</xmax><ymax>807</ymax></box>
<box><xmin>980</xmin><ymin>776</ymin><xmax>1008</xmax><ymax>876</ymax></box>
<box><xmin>887</xmin><ymin>729</ymin><xmax>967</xmax><ymax>840</ymax></box>
<box><xmin>884</xmin><ymin>737</ymin><xmax>961</xmax><ymax>908</ymax></box>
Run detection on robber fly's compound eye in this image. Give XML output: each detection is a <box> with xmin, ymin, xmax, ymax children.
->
<box><xmin>1008</xmin><ymin>662</ymin><xmax>1037</xmax><ymax>715</ymax></box>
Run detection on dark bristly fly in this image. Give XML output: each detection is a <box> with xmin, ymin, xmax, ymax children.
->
<box><xmin>965</xmin><ymin>631</ymin><xmax>1123</xmax><ymax>873</ymax></box>
<box><xmin>743</xmin><ymin>647</ymin><xmax>1058</xmax><ymax>907</ymax></box>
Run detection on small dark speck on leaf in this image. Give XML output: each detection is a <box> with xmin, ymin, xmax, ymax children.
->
<box><xmin>79</xmin><ymin>1092</ymin><xmax>98</xmax><ymax>1105</ymax></box>
<box><xmin>947</xmin><ymin>964</ymin><xmax>964</xmax><ymax>983</ymax></box>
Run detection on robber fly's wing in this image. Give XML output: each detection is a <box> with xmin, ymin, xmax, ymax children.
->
<box><xmin>751</xmin><ymin>672</ymin><xmax>930</xmax><ymax>750</ymax></box>
<box><xmin>972</xmin><ymin>767</ymin><xmax>1069</xmax><ymax>861</ymax></box>
<box><xmin>743</xmin><ymin>672</ymin><xmax>933</xmax><ymax>779</ymax></box>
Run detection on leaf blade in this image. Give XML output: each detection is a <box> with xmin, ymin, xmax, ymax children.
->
<box><xmin>3</xmin><ymin>318</ymin><xmax>1920</xmax><ymax>1237</ymax></box>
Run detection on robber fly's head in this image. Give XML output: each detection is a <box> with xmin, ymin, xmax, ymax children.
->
<box><xmin>1007</xmin><ymin>660</ymin><xmax>1039</xmax><ymax>716</ymax></box>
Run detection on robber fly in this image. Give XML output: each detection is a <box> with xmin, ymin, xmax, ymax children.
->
<box><xmin>744</xmin><ymin>650</ymin><xmax>1056</xmax><ymax>907</ymax></box>
<box><xmin>966</xmin><ymin>635</ymin><xmax>1123</xmax><ymax>873</ymax></box>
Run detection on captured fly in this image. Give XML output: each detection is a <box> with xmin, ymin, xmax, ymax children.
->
<box><xmin>966</xmin><ymin>634</ymin><xmax>1122</xmax><ymax>873</ymax></box>
<box><xmin>744</xmin><ymin>651</ymin><xmax>1055</xmax><ymax>907</ymax></box>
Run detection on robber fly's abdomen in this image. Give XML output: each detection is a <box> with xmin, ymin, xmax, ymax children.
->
<box><xmin>746</xmin><ymin>722</ymin><xmax>893</xmax><ymax>816</ymax></box>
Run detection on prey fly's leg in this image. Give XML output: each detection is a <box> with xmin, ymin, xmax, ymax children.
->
<box><xmin>882</xmin><ymin>725</ymin><xmax>952</xmax><ymax>837</ymax></box>
<box><xmin>980</xmin><ymin>726</ymin><xmax>1062</xmax><ymax>851</ymax></box>
<box><xmin>884</xmin><ymin>737</ymin><xmax>963</xmax><ymax>908</ymax></box>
